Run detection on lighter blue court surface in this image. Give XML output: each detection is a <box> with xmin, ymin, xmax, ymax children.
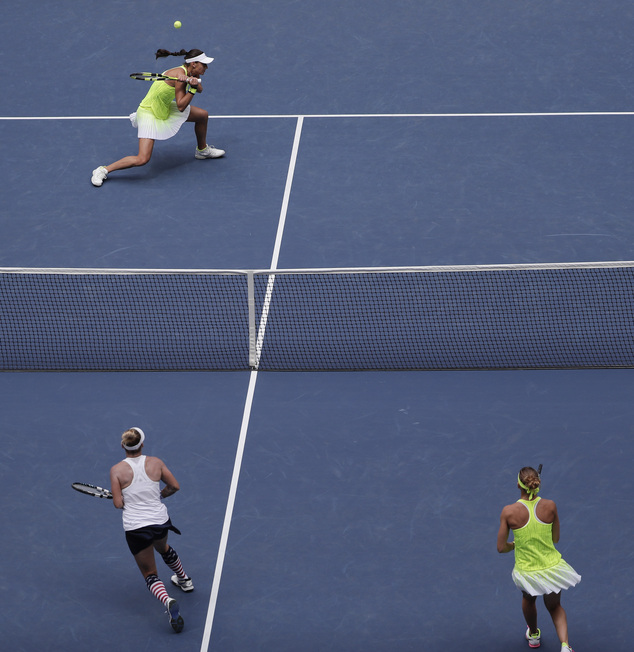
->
<box><xmin>1</xmin><ymin>1</ymin><xmax>634</xmax><ymax>651</ymax></box>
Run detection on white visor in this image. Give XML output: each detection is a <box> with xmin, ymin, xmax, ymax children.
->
<box><xmin>123</xmin><ymin>427</ymin><xmax>145</xmax><ymax>451</ymax></box>
<box><xmin>185</xmin><ymin>53</ymin><xmax>214</xmax><ymax>64</ymax></box>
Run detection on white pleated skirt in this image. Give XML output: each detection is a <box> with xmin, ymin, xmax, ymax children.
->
<box><xmin>130</xmin><ymin>102</ymin><xmax>191</xmax><ymax>141</ymax></box>
<box><xmin>512</xmin><ymin>558</ymin><xmax>581</xmax><ymax>596</ymax></box>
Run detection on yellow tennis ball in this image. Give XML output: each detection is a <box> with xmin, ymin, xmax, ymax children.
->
<box><xmin>174</xmin><ymin>20</ymin><xmax>182</xmax><ymax>29</ymax></box>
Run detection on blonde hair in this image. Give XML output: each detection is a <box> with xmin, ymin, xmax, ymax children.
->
<box><xmin>121</xmin><ymin>428</ymin><xmax>144</xmax><ymax>450</ymax></box>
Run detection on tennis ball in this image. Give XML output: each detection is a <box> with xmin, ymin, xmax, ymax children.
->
<box><xmin>174</xmin><ymin>20</ymin><xmax>182</xmax><ymax>29</ymax></box>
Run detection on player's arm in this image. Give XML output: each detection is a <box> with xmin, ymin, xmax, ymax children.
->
<box><xmin>174</xmin><ymin>75</ymin><xmax>201</xmax><ymax>111</ymax></box>
<box><xmin>551</xmin><ymin>501</ymin><xmax>560</xmax><ymax>544</ymax></box>
<box><xmin>109</xmin><ymin>465</ymin><xmax>125</xmax><ymax>509</ymax></box>
<box><xmin>158</xmin><ymin>460</ymin><xmax>180</xmax><ymax>499</ymax></box>
<box><xmin>497</xmin><ymin>507</ymin><xmax>515</xmax><ymax>553</ymax></box>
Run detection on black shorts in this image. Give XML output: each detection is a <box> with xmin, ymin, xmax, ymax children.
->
<box><xmin>125</xmin><ymin>519</ymin><xmax>181</xmax><ymax>556</ymax></box>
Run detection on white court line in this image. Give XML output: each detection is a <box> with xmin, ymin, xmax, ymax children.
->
<box><xmin>199</xmin><ymin>116</ymin><xmax>304</xmax><ymax>652</ymax></box>
<box><xmin>254</xmin><ymin>117</ymin><xmax>305</xmax><ymax>365</ymax></box>
<box><xmin>199</xmin><ymin>369</ymin><xmax>257</xmax><ymax>652</ymax></box>
<box><xmin>0</xmin><ymin>111</ymin><xmax>633</xmax><ymax>120</ymax></box>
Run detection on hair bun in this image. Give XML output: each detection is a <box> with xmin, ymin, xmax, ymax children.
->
<box><xmin>526</xmin><ymin>477</ymin><xmax>541</xmax><ymax>490</ymax></box>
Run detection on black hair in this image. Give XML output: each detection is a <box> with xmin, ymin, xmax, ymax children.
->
<box><xmin>155</xmin><ymin>48</ymin><xmax>204</xmax><ymax>60</ymax></box>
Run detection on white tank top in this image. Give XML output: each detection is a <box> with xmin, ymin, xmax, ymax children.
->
<box><xmin>121</xmin><ymin>455</ymin><xmax>169</xmax><ymax>531</ymax></box>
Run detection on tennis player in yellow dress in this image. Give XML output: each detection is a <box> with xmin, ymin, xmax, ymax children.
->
<box><xmin>497</xmin><ymin>467</ymin><xmax>580</xmax><ymax>651</ymax></box>
<box><xmin>91</xmin><ymin>48</ymin><xmax>224</xmax><ymax>187</ymax></box>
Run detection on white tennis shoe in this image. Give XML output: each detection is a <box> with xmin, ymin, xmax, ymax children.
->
<box><xmin>91</xmin><ymin>166</ymin><xmax>108</xmax><ymax>187</ymax></box>
<box><xmin>166</xmin><ymin>598</ymin><xmax>184</xmax><ymax>633</ymax></box>
<box><xmin>171</xmin><ymin>574</ymin><xmax>194</xmax><ymax>592</ymax></box>
<box><xmin>195</xmin><ymin>144</ymin><xmax>225</xmax><ymax>159</ymax></box>
<box><xmin>525</xmin><ymin>627</ymin><xmax>541</xmax><ymax>648</ymax></box>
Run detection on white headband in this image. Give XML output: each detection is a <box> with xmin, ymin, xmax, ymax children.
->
<box><xmin>123</xmin><ymin>427</ymin><xmax>145</xmax><ymax>451</ymax></box>
<box><xmin>185</xmin><ymin>53</ymin><xmax>214</xmax><ymax>64</ymax></box>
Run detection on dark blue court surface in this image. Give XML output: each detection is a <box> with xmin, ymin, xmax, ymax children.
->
<box><xmin>2</xmin><ymin>370</ymin><xmax>633</xmax><ymax>651</ymax></box>
<box><xmin>1</xmin><ymin>1</ymin><xmax>634</xmax><ymax>650</ymax></box>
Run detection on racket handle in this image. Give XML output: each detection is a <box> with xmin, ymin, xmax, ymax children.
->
<box><xmin>186</xmin><ymin>76</ymin><xmax>201</xmax><ymax>85</ymax></box>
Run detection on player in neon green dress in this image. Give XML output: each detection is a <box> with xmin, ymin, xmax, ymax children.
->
<box><xmin>91</xmin><ymin>48</ymin><xmax>224</xmax><ymax>187</ymax></box>
<box><xmin>497</xmin><ymin>467</ymin><xmax>580</xmax><ymax>651</ymax></box>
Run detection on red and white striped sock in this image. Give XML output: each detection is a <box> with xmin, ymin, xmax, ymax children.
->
<box><xmin>145</xmin><ymin>574</ymin><xmax>170</xmax><ymax>606</ymax></box>
<box><xmin>161</xmin><ymin>546</ymin><xmax>188</xmax><ymax>581</ymax></box>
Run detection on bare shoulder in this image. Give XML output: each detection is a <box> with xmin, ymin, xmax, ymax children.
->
<box><xmin>537</xmin><ymin>497</ymin><xmax>557</xmax><ymax>512</ymax></box>
<box><xmin>110</xmin><ymin>459</ymin><xmax>133</xmax><ymax>490</ymax></box>
<box><xmin>166</xmin><ymin>66</ymin><xmax>186</xmax><ymax>82</ymax></box>
<box><xmin>144</xmin><ymin>455</ymin><xmax>165</xmax><ymax>479</ymax></box>
<box><xmin>502</xmin><ymin>501</ymin><xmax>529</xmax><ymax>529</ymax></box>
<box><xmin>500</xmin><ymin>502</ymin><xmax>521</xmax><ymax>516</ymax></box>
<box><xmin>536</xmin><ymin>497</ymin><xmax>558</xmax><ymax>522</ymax></box>
<box><xmin>110</xmin><ymin>459</ymin><xmax>128</xmax><ymax>475</ymax></box>
<box><xmin>500</xmin><ymin>502</ymin><xmax>521</xmax><ymax>523</ymax></box>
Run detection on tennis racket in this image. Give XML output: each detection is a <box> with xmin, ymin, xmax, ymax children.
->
<box><xmin>130</xmin><ymin>72</ymin><xmax>201</xmax><ymax>84</ymax></box>
<box><xmin>72</xmin><ymin>482</ymin><xmax>113</xmax><ymax>499</ymax></box>
<box><xmin>537</xmin><ymin>464</ymin><xmax>543</xmax><ymax>476</ymax></box>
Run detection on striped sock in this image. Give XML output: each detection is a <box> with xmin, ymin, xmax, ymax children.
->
<box><xmin>145</xmin><ymin>574</ymin><xmax>170</xmax><ymax>606</ymax></box>
<box><xmin>161</xmin><ymin>546</ymin><xmax>188</xmax><ymax>581</ymax></box>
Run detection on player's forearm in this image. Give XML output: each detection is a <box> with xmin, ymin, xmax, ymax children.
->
<box><xmin>498</xmin><ymin>540</ymin><xmax>515</xmax><ymax>554</ymax></box>
<box><xmin>160</xmin><ymin>485</ymin><xmax>179</xmax><ymax>499</ymax></box>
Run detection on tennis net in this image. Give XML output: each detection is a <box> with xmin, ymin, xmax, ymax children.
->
<box><xmin>1</xmin><ymin>262</ymin><xmax>633</xmax><ymax>371</ymax></box>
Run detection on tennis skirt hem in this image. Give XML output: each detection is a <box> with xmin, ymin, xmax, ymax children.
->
<box><xmin>512</xmin><ymin>559</ymin><xmax>581</xmax><ymax>596</ymax></box>
<box><xmin>132</xmin><ymin>103</ymin><xmax>190</xmax><ymax>140</ymax></box>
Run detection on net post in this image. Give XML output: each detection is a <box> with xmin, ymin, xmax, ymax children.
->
<box><xmin>247</xmin><ymin>271</ymin><xmax>257</xmax><ymax>368</ymax></box>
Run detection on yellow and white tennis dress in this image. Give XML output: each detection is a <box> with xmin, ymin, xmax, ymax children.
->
<box><xmin>511</xmin><ymin>497</ymin><xmax>581</xmax><ymax>596</ymax></box>
<box><xmin>130</xmin><ymin>65</ymin><xmax>191</xmax><ymax>140</ymax></box>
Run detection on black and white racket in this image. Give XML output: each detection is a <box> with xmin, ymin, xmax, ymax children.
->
<box><xmin>130</xmin><ymin>72</ymin><xmax>201</xmax><ymax>84</ymax></box>
<box><xmin>72</xmin><ymin>482</ymin><xmax>113</xmax><ymax>499</ymax></box>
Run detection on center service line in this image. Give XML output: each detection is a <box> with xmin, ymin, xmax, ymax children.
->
<box><xmin>200</xmin><ymin>117</ymin><xmax>304</xmax><ymax>652</ymax></box>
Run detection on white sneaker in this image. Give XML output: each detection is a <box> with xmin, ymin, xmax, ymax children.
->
<box><xmin>526</xmin><ymin>627</ymin><xmax>541</xmax><ymax>648</ymax></box>
<box><xmin>129</xmin><ymin>112</ymin><xmax>137</xmax><ymax>128</ymax></box>
<box><xmin>171</xmin><ymin>574</ymin><xmax>194</xmax><ymax>592</ymax></box>
<box><xmin>195</xmin><ymin>144</ymin><xmax>225</xmax><ymax>159</ymax></box>
<box><xmin>91</xmin><ymin>166</ymin><xmax>108</xmax><ymax>187</ymax></box>
<box><xmin>166</xmin><ymin>598</ymin><xmax>184</xmax><ymax>633</ymax></box>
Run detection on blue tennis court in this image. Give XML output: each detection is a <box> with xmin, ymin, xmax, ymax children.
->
<box><xmin>1</xmin><ymin>1</ymin><xmax>633</xmax><ymax>650</ymax></box>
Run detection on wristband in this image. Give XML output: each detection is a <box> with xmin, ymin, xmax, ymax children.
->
<box><xmin>188</xmin><ymin>87</ymin><xmax>197</xmax><ymax>95</ymax></box>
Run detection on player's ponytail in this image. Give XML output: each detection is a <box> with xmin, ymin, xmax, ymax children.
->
<box><xmin>155</xmin><ymin>48</ymin><xmax>188</xmax><ymax>59</ymax></box>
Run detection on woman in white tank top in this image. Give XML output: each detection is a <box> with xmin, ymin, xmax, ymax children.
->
<box><xmin>110</xmin><ymin>427</ymin><xmax>194</xmax><ymax>633</ymax></box>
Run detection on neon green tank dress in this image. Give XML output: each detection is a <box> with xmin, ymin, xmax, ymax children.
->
<box><xmin>513</xmin><ymin>498</ymin><xmax>561</xmax><ymax>571</ymax></box>
<box><xmin>133</xmin><ymin>65</ymin><xmax>191</xmax><ymax>140</ymax></box>
<box><xmin>511</xmin><ymin>497</ymin><xmax>581</xmax><ymax>596</ymax></box>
